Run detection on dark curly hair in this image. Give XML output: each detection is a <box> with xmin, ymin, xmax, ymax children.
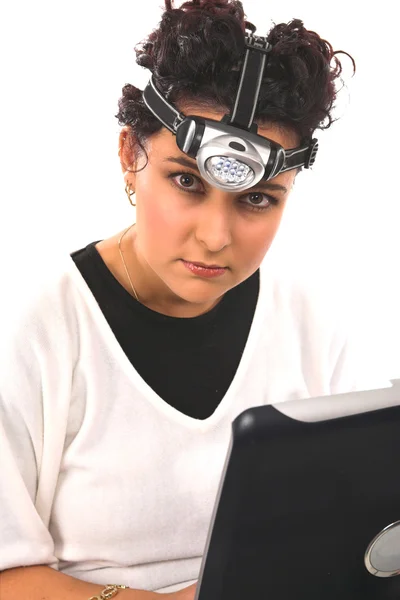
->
<box><xmin>116</xmin><ymin>0</ymin><xmax>355</xmax><ymax>157</ymax></box>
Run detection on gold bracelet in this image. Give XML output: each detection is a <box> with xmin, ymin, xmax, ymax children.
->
<box><xmin>89</xmin><ymin>583</ymin><xmax>129</xmax><ymax>600</ymax></box>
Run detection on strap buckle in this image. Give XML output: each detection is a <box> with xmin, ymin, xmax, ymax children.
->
<box><xmin>304</xmin><ymin>138</ymin><xmax>319</xmax><ymax>169</ymax></box>
<box><xmin>244</xmin><ymin>35</ymin><xmax>272</xmax><ymax>55</ymax></box>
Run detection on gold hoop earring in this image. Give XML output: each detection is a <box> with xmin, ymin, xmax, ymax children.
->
<box><xmin>125</xmin><ymin>183</ymin><xmax>136</xmax><ymax>207</ymax></box>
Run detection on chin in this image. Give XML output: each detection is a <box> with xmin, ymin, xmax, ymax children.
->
<box><xmin>169</xmin><ymin>279</ymin><xmax>231</xmax><ymax>305</ymax></box>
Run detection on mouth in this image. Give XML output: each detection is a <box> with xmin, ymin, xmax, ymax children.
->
<box><xmin>181</xmin><ymin>259</ymin><xmax>228</xmax><ymax>278</ymax></box>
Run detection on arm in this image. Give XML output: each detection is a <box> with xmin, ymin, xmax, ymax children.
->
<box><xmin>0</xmin><ymin>290</ymin><xmax>197</xmax><ymax>600</ymax></box>
<box><xmin>0</xmin><ymin>307</ymin><xmax>68</xmax><ymax>572</ymax></box>
<box><xmin>0</xmin><ymin>565</ymin><xmax>197</xmax><ymax>600</ymax></box>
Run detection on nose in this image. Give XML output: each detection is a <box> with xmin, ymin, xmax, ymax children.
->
<box><xmin>194</xmin><ymin>195</ymin><xmax>233</xmax><ymax>254</ymax></box>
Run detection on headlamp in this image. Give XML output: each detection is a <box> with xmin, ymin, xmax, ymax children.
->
<box><xmin>143</xmin><ymin>35</ymin><xmax>318</xmax><ymax>192</ymax></box>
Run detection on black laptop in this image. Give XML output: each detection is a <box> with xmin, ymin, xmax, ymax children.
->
<box><xmin>196</xmin><ymin>380</ymin><xmax>400</xmax><ymax>600</ymax></box>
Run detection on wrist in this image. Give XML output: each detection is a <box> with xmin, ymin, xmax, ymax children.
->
<box><xmin>89</xmin><ymin>584</ymin><xmax>130</xmax><ymax>600</ymax></box>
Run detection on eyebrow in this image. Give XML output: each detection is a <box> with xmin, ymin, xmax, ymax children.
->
<box><xmin>163</xmin><ymin>155</ymin><xmax>288</xmax><ymax>194</ymax></box>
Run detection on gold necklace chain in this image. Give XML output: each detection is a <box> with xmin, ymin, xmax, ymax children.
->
<box><xmin>118</xmin><ymin>224</ymin><xmax>139</xmax><ymax>302</ymax></box>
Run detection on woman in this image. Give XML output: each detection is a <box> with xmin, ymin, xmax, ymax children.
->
<box><xmin>0</xmin><ymin>1</ymin><xmax>386</xmax><ymax>599</ymax></box>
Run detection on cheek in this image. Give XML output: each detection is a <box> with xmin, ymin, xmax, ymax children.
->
<box><xmin>233</xmin><ymin>209</ymin><xmax>285</xmax><ymax>274</ymax></box>
<box><xmin>139</xmin><ymin>200</ymin><xmax>168</xmax><ymax>232</ymax></box>
<box><xmin>242</xmin><ymin>208</ymin><xmax>285</xmax><ymax>252</ymax></box>
<box><xmin>135</xmin><ymin>181</ymin><xmax>187</xmax><ymax>250</ymax></box>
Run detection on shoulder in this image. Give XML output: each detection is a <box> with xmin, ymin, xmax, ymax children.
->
<box><xmin>1</xmin><ymin>249</ymin><xmax>90</xmax><ymax>361</ymax></box>
<box><xmin>259</xmin><ymin>257</ymin><xmax>391</xmax><ymax>394</ymax></box>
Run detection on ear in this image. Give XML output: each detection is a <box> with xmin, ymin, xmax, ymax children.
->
<box><xmin>118</xmin><ymin>127</ymin><xmax>137</xmax><ymax>187</ymax></box>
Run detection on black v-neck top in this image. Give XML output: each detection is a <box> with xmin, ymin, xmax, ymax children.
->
<box><xmin>71</xmin><ymin>242</ymin><xmax>259</xmax><ymax>419</ymax></box>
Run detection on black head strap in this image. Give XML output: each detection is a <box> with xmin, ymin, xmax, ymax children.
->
<box><xmin>143</xmin><ymin>77</ymin><xmax>184</xmax><ymax>133</ymax></box>
<box><xmin>228</xmin><ymin>35</ymin><xmax>272</xmax><ymax>131</ymax></box>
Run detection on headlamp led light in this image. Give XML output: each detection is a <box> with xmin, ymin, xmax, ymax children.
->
<box><xmin>206</xmin><ymin>157</ymin><xmax>252</xmax><ymax>186</ymax></box>
<box><xmin>142</xmin><ymin>34</ymin><xmax>319</xmax><ymax>192</ymax></box>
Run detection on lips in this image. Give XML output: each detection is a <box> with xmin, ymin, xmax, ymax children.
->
<box><xmin>188</xmin><ymin>261</ymin><xmax>226</xmax><ymax>269</ymax></box>
<box><xmin>181</xmin><ymin>260</ymin><xmax>227</xmax><ymax>278</ymax></box>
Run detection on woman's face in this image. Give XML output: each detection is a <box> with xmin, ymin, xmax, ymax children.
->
<box><xmin>120</xmin><ymin>110</ymin><xmax>299</xmax><ymax>316</ymax></box>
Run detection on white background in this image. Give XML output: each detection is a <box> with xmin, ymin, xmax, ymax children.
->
<box><xmin>1</xmin><ymin>1</ymin><xmax>399</xmax><ymax>378</ymax></box>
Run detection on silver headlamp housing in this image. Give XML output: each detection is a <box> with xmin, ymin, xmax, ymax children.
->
<box><xmin>176</xmin><ymin>117</ymin><xmax>287</xmax><ymax>192</ymax></box>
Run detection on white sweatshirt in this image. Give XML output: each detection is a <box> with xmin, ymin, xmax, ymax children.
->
<box><xmin>0</xmin><ymin>253</ymin><xmax>387</xmax><ymax>593</ymax></box>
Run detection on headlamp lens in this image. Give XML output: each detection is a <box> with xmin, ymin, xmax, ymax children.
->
<box><xmin>205</xmin><ymin>156</ymin><xmax>254</xmax><ymax>187</ymax></box>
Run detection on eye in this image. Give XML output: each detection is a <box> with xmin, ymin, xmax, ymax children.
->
<box><xmin>169</xmin><ymin>172</ymin><xmax>204</xmax><ymax>193</ymax></box>
<box><xmin>241</xmin><ymin>192</ymin><xmax>278</xmax><ymax>212</ymax></box>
